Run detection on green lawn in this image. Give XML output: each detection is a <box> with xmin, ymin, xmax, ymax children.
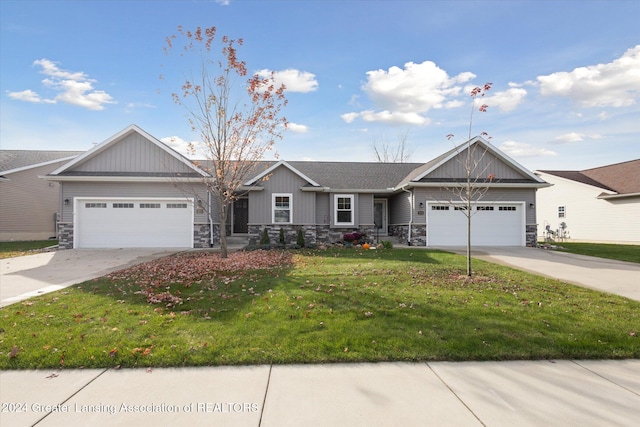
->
<box><xmin>0</xmin><ymin>240</ymin><xmax>58</xmax><ymax>259</ymax></box>
<box><xmin>549</xmin><ymin>242</ymin><xmax>640</xmax><ymax>264</ymax></box>
<box><xmin>1</xmin><ymin>248</ymin><xmax>638</xmax><ymax>369</ymax></box>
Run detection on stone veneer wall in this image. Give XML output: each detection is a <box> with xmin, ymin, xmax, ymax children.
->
<box><xmin>58</xmin><ymin>223</ymin><xmax>73</xmax><ymax>249</ymax></box>
<box><xmin>248</xmin><ymin>224</ymin><xmax>378</xmax><ymax>245</ymax></box>
<box><xmin>388</xmin><ymin>225</ymin><xmax>426</xmax><ymax>246</ymax></box>
<box><xmin>248</xmin><ymin>225</ymin><xmax>317</xmax><ymax>245</ymax></box>
<box><xmin>194</xmin><ymin>224</ymin><xmax>213</xmax><ymax>248</ymax></box>
<box><xmin>526</xmin><ymin>224</ymin><xmax>537</xmax><ymax>247</ymax></box>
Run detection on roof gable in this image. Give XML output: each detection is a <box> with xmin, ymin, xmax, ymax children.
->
<box><xmin>49</xmin><ymin>125</ymin><xmax>209</xmax><ymax>178</ymax></box>
<box><xmin>244</xmin><ymin>160</ymin><xmax>321</xmax><ymax>187</ymax></box>
<box><xmin>403</xmin><ymin>136</ymin><xmax>545</xmax><ymax>185</ymax></box>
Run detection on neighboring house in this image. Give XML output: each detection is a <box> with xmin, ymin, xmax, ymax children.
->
<box><xmin>535</xmin><ymin>160</ymin><xmax>640</xmax><ymax>244</ymax></box>
<box><xmin>1</xmin><ymin>150</ymin><xmax>81</xmax><ymax>241</ymax></box>
<box><xmin>43</xmin><ymin>125</ymin><xmax>549</xmax><ymax>249</ymax></box>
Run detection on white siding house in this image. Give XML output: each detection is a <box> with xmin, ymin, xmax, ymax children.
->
<box><xmin>535</xmin><ymin>159</ymin><xmax>640</xmax><ymax>244</ymax></box>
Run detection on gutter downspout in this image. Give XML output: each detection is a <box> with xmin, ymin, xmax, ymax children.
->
<box><xmin>401</xmin><ymin>186</ymin><xmax>413</xmax><ymax>246</ymax></box>
<box><xmin>208</xmin><ymin>191</ymin><xmax>214</xmax><ymax>247</ymax></box>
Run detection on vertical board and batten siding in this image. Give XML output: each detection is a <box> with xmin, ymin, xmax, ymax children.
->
<box><xmin>536</xmin><ymin>173</ymin><xmax>640</xmax><ymax>243</ymax></box>
<box><xmin>60</xmin><ymin>182</ymin><xmax>208</xmax><ymax>223</ymax></box>
<box><xmin>248</xmin><ymin>167</ymin><xmax>316</xmax><ymax>224</ymax></box>
<box><xmin>0</xmin><ymin>162</ymin><xmax>67</xmax><ymax>240</ymax></box>
<box><xmin>71</xmin><ymin>133</ymin><xmax>195</xmax><ymax>174</ymax></box>
<box><xmin>429</xmin><ymin>149</ymin><xmax>526</xmax><ymax>180</ymax></box>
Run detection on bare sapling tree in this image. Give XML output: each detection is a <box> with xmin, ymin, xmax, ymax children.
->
<box><xmin>445</xmin><ymin>82</ymin><xmax>493</xmax><ymax>276</ymax></box>
<box><xmin>372</xmin><ymin>129</ymin><xmax>413</xmax><ymax>163</ymax></box>
<box><xmin>164</xmin><ymin>26</ymin><xmax>288</xmax><ymax>258</ymax></box>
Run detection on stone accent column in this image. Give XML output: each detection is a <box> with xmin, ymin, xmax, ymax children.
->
<box><xmin>57</xmin><ymin>223</ymin><xmax>73</xmax><ymax>249</ymax></box>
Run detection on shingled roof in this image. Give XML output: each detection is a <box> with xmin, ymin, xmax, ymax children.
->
<box><xmin>0</xmin><ymin>150</ymin><xmax>82</xmax><ymax>174</ymax></box>
<box><xmin>538</xmin><ymin>159</ymin><xmax>640</xmax><ymax>196</ymax></box>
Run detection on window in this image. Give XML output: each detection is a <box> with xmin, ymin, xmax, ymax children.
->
<box><xmin>558</xmin><ymin>206</ymin><xmax>565</xmax><ymax>218</ymax></box>
<box><xmin>113</xmin><ymin>203</ymin><xmax>134</xmax><ymax>208</ymax></box>
<box><xmin>335</xmin><ymin>195</ymin><xmax>354</xmax><ymax>225</ymax></box>
<box><xmin>431</xmin><ymin>205</ymin><xmax>449</xmax><ymax>211</ymax></box>
<box><xmin>499</xmin><ymin>206</ymin><xmax>517</xmax><ymax>211</ymax></box>
<box><xmin>167</xmin><ymin>203</ymin><xmax>187</xmax><ymax>209</ymax></box>
<box><xmin>454</xmin><ymin>206</ymin><xmax>469</xmax><ymax>211</ymax></box>
<box><xmin>85</xmin><ymin>203</ymin><xmax>107</xmax><ymax>208</ymax></box>
<box><xmin>140</xmin><ymin>203</ymin><xmax>161</xmax><ymax>209</ymax></box>
<box><xmin>273</xmin><ymin>193</ymin><xmax>292</xmax><ymax>223</ymax></box>
<box><xmin>477</xmin><ymin>206</ymin><xmax>494</xmax><ymax>211</ymax></box>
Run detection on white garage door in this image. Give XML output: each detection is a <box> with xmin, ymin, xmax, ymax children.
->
<box><xmin>427</xmin><ymin>202</ymin><xmax>524</xmax><ymax>246</ymax></box>
<box><xmin>75</xmin><ymin>198</ymin><xmax>193</xmax><ymax>248</ymax></box>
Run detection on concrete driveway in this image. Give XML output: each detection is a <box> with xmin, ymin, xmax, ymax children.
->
<box><xmin>434</xmin><ymin>246</ymin><xmax>640</xmax><ymax>302</ymax></box>
<box><xmin>0</xmin><ymin>249</ymin><xmax>181</xmax><ymax>308</ymax></box>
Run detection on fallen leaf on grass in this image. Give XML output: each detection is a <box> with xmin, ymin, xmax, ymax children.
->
<box><xmin>8</xmin><ymin>345</ymin><xmax>20</xmax><ymax>359</ymax></box>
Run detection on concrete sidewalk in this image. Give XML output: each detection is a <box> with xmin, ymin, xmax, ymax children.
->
<box><xmin>1</xmin><ymin>360</ymin><xmax>639</xmax><ymax>426</ymax></box>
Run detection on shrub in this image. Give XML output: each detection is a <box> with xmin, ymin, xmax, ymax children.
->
<box><xmin>260</xmin><ymin>228</ymin><xmax>271</xmax><ymax>246</ymax></box>
<box><xmin>381</xmin><ymin>240</ymin><xmax>393</xmax><ymax>249</ymax></box>
<box><xmin>296</xmin><ymin>229</ymin><xmax>305</xmax><ymax>247</ymax></box>
<box><xmin>279</xmin><ymin>227</ymin><xmax>286</xmax><ymax>245</ymax></box>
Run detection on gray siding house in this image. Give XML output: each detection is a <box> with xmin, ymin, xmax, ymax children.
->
<box><xmin>43</xmin><ymin>125</ymin><xmax>549</xmax><ymax>249</ymax></box>
<box><xmin>1</xmin><ymin>150</ymin><xmax>81</xmax><ymax>241</ymax></box>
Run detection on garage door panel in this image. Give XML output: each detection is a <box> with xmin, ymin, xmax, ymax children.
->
<box><xmin>427</xmin><ymin>203</ymin><xmax>523</xmax><ymax>246</ymax></box>
<box><xmin>76</xmin><ymin>199</ymin><xmax>193</xmax><ymax>248</ymax></box>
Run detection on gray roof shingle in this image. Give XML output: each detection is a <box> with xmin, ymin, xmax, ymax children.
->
<box><xmin>0</xmin><ymin>150</ymin><xmax>82</xmax><ymax>174</ymax></box>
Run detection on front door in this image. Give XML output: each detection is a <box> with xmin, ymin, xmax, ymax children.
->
<box><xmin>233</xmin><ymin>198</ymin><xmax>249</xmax><ymax>234</ymax></box>
<box><xmin>374</xmin><ymin>199</ymin><xmax>387</xmax><ymax>236</ymax></box>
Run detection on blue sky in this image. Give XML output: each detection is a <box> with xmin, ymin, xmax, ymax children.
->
<box><xmin>1</xmin><ymin>0</ymin><xmax>639</xmax><ymax>171</ymax></box>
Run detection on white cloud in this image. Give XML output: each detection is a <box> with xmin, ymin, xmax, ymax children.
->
<box><xmin>161</xmin><ymin>136</ymin><xmax>203</xmax><ymax>159</ymax></box>
<box><xmin>483</xmin><ymin>87</ymin><xmax>527</xmax><ymax>112</ymax></box>
<box><xmin>256</xmin><ymin>69</ymin><xmax>318</xmax><ymax>93</ymax></box>
<box><xmin>537</xmin><ymin>44</ymin><xmax>640</xmax><ymax>108</ymax></box>
<box><xmin>8</xmin><ymin>59</ymin><xmax>115</xmax><ymax>110</ymax></box>
<box><xmin>342</xmin><ymin>110</ymin><xmax>430</xmax><ymax>125</ymax></box>
<box><xmin>7</xmin><ymin>89</ymin><xmax>55</xmax><ymax>104</ymax></box>
<box><xmin>286</xmin><ymin>122</ymin><xmax>309</xmax><ymax>133</ymax></box>
<box><xmin>500</xmin><ymin>140</ymin><xmax>557</xmax><ymax>158</ymax></box>
<box><xmin>553</xmin><ymin>132</ymin><xmax>605</xmax><ymax>144</ymax></box>
<box><xmin>343</xmin><ymin>60</ymin><xmax>476</xmax><ymax>125</ymax></box>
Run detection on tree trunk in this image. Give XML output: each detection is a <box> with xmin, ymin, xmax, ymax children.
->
<box><xmin>218</xmin><ymin>197</ymin><xmax>228</xmax><ymax>259</ymax></box>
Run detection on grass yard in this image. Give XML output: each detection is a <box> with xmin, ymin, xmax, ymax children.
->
<box><xmin>1</xmin><ymin>248</ymin><xmax>638</xmax><ymax>369</ymax></box>
<box><xmin>551</xmin><ymin>242</ymin><xmax>640</xmax><ymax>264</ymax></box>
<box><xmin>0</xmin><ymin>240</ymin><xmax>58</xmax><ymax>259</ymax></box>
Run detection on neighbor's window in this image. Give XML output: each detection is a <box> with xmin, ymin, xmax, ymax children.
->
<box><xmin>335</xmin><ymin>194</ymin><xmax>354</xmax><ymax>225</ymax></box>
<box><xmin>273</xmin><ymin>193</ymin><xmax>292</xmax><ymax>223</ymax></box>
<box><xmin>558</xmin><ymin>206</ymin><xmax>566</xmax><ymax>218</ymax></box>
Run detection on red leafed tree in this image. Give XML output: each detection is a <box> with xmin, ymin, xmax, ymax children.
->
<box><xmin>164</xmin><ymin>26</ymin><xmax>288</xmax><ymax>258</ymax></box>
<box><xmin>445</xmin><ymin>82</ymin><xmax>493</xmax><ymax>276</ymax></box>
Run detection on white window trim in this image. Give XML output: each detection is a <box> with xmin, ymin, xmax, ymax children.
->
<box><xmin>334</xmin><ymin>194</ymin><xmax>355</xmax><ymax>226</ymax></box>
<box><xmin>272</xmin><ymin>193</ymin><xmax>293</xmax><ymax>224</ymax></box>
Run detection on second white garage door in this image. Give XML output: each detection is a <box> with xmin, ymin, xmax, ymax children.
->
<box><xmin>75</xmin><ymin>198</ymin><xmax>194</xmax><ymax>248</ymax></box>
<box><xmin>427</xmin><ymin>202</ymin><xmax>525</xmax><ymax>246</ymax></box>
